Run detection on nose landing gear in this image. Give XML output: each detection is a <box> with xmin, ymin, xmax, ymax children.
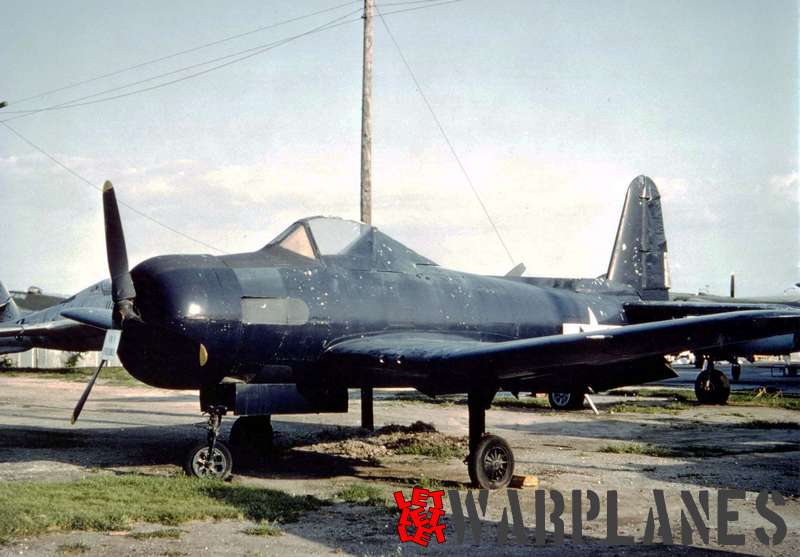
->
<box><xmin>184</xmin><ymin>405</ymin><xmax>233</xmax><ymax>480</ymax></box>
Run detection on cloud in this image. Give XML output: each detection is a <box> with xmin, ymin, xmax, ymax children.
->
<box><xmin>2</xmin><ymin>150</ymin><xmax>796</xmax><ymax>297</ymax></box>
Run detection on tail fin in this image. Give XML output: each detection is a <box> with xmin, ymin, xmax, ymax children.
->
<box><xmin>607</xmin><ymin>175</ymin><xmax>670</xmax><ymax>300</ymax></box>
<box><xmin>0</xmin><ymin>281</ymin><xmax>21</xmax><ymax>323</ymax></box>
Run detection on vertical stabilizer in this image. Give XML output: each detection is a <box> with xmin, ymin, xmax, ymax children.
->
<box><xmin>0</xmin><ymin>281</ymin><xmax>20</xmax><ymax>323</ymax></box>
<box><xmin>607</xmin><ymin>176</ymin><xmax>670</xmax><ymax>300</ymax></box>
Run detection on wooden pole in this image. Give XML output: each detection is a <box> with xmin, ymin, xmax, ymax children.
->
<box><xmin>360</xmin><ymin>0</ymin><xmax>373</xmax><ymax>226</ymax></box>
<box><xmin>360</xmin><ymin>0</ymin><xmax>375</xmax><ymax>430</ymax></box>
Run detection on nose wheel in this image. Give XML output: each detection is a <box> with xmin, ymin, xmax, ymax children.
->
<box><xmin>184</xmin><ymin>405</ymin><xmax>233</xmax><ymax>480</ymax></box>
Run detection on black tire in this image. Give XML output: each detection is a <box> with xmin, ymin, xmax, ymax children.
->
<box><xmin>731</xmin><ymin>363</ymin><xmax>742</xmax><ymax>383</ymax></box>
<box><xmin>183</xmin><ymin>440</ymin><xmax>233</xmax><ymax>480</ymax></box>
<box><xmin>548</xmin><ymin>391</ymin><xmax>585</xmax><ymax>410</ymax></box>
<box><xmin>229</xmin><ymin>415</ymin><xmax>273</xmax><ymax>468</ymax></box>
<box><xmin>694</xmin><ymin>369</ymin><xmax>731</xmax><ymax>405</ymax></box>
<box><xmin>467</xmin><ymin>434</ymin><xmax>514</xmax><ymax>489</ymax></box>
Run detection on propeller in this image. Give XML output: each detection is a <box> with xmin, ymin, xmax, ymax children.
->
<box><xmin>72</xmin><ymin>181</ymin><xmax>137</xmax><ymax>424</ymax></box>
<box><xmin>103</xmin><ymin>181</ymin><xmax>137</xmax><ymax>324</ymax></box>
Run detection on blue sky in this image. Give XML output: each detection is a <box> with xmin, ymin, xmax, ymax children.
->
<box><xmin>1</xmin><ymin>0</ymin><xmax>797</xmax><ymax>296</ymax></box>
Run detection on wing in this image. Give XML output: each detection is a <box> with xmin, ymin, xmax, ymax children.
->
<box><xmin>322</xmin><ymin>309</ymin><xmax>800</xmax><ymax>392</ymax></box>
<box><xmin>0</xmin><ymin>307</ymin><xmax>111</xmax><ymax>352</ymax></box>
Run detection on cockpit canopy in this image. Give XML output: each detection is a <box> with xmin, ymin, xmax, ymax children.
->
<box><xmin>264</xmin><ymin>216</ymin><xmax>436</xmax><ymax>273</ymax></box>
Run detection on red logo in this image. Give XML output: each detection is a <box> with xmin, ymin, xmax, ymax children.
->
<box><xmin>394</xmin><ymin>487</ymin><xmax>446</xmax><ymax>546</ymax></box>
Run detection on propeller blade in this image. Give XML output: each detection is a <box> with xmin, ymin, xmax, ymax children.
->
<box><xmin>102</xmin><ymin>181</ymin><xmax>136</xmax><ymax>304</ymax></box>
<box><xmin>71</xmin><ymin>359</ymin><xmax>107</xmax><ymax>424</ymax></box>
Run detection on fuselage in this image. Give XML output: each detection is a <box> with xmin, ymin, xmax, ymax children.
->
<box><xmin>118</xmin><ymin>246</ymin><xmax>638</xmax><ymax>390</ymax></box>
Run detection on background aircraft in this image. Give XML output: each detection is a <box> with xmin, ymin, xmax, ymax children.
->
<box><xmin>2</xmin><ymin>176</ymin><xmax>799</xmax><ymax>489</ymax></box>
<box><xmin>668</xmin><ymin>276</ymin><xmax>800</xmax><ymax>381</ymax></box>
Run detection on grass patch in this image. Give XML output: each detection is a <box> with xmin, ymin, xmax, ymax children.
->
<box><xmin>729</xmin><ymin>392</ymin><xmax>800</xmax><ymax>411</ymax></box>
<box><xmin>56</xmin><ymin>543</ymin><xmax>90</xmax><ymax>555</ymax></box>
<box><xmin>127</xmin><ymin>528</ymin><xmax>183</xmax><ymax>540</ymax></box>
<box><xmin>608</xmin><ymin>402</ymin><xmax>689</xmax><ymax>414</ymax></box>
<box><xmin>0</xmin><ymin>474</ymin><xmax>323</xmax><ymax>541</ymax></box>
<box><xmin>336</xmin><ymin>484</ymin><xmax>386</xmax><ymax>507</ymax></box>
<box><xmin>600</xmin><ymin>443</ymin><xmax>680</xmax><ymax>457</ymax></box>
<box><xmin>385</xmin><ymin>437</ymin><xmax>464</xmax><ymax>459</ymax></box>
<box><xmin>607</xmin><ymin>387</ymin><xmax>800</xmax><ymax>411</ymax></box>
<box><xmin>492</xmin><ymin>396</ymin><xmax>551</xmax><ymax>410</ymax></box>
<box><xmin>1</xmin><ymin>366</ymin><xmax>141</xmax><ymax>387</ymax></box>
<box><xmin>607</xmin><ymin>388</ymin><xmax>694</xmax><ymax>403</ymax></box>
<box><xmin>600</xmin><ymin>442</ymin><xmax>799</xmax><ymax>458</ymax></box>
<box><xmin>242</xmin><ymin>521</ymin><xmax>282</xmax><ymax>537</ymax></box>
<box><xmin>736</xmin><ymin>420</ymin><xmax>800</xmax><ymax>430</ymax></box>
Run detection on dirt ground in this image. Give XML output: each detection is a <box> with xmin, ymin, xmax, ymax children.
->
<box><xmin>0</xmin><ymin>376</ymin><xmax>798</xmax><ymax>556</ymax></box>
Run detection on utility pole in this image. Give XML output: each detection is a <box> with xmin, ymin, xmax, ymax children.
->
<box><xmin>360</xmin><ymin>0</ymin><xmax>375</xmax><ymax>430</ymax></box>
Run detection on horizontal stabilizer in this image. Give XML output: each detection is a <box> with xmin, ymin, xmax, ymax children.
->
<box><xmin>624</xmin><ymin>301</ymin><xmax>792</xmax><ymax>324</ymax></box>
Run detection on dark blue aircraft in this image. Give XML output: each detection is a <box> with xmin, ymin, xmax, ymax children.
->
<box><xmin>2</xmin><ymin>176</ymin><xmax>799</xmax><ymax>488</ymax></box>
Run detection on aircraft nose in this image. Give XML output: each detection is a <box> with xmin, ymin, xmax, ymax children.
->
<box><xmin>116</xmin><ymin>254</ymin><xmax>242</xmax><ymax>389</ymax></box>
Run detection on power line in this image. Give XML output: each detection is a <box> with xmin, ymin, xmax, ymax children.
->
<box><xmin>373</xmin><ymin>2</ymin><xmax>516</xmax><ymax>265</ymax></box>
<box><xmin>5</xmin><ymin>0</ymin><xmax>364</xmax><ymax>107</ymax></box>
<box><xmin>0</xmin><ymin>7</ymin><xmax>364</xmax><ymax>122</ymax></box>
<box><xmin>1</xmin><ymin>121</ymin><xmax>227</xmax><ymax>254</ymax></box>
<box><xmin>0</xmin><ymin>0</ymin><xmax>461</xmax><ymax>123</ymax></box>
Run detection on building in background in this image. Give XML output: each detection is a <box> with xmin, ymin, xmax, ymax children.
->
<box><xmin>3</xmin><ymin>286</ymin><xmax>120</xmax><ymax>368</ymax></box>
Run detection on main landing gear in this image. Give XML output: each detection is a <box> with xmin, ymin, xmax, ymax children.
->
<box><xmin>466</xmin><ymin>388</ymin><xmax>514</xmax><ymax>489</ymax></box>
<box><xmin>183</xmin><ymin>405</ymin><xmax>274</xmax><ymax>480</ymax></box>
<box><xmin>694</xmin><ymin>360</ymin><xmax>731</xmax><ymax>405</ymax></box>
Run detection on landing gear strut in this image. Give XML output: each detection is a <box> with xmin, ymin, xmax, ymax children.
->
<box><xmin>184</xmin><ymin>405</ymin><xmax>233</xmax><ymax>480</ymax></box>
<box><xmin>466</xmin><ymin>388</ymin><xmax>514</xmax><ymax>489</ymax></box>
<box><xmin>731</xmin><ymin>362</ymin><xmax>742</xmax><ymax>383</ymax></box>
<box><xmin>694</xmin><ymin>360</ymin><xmax>730</xmax><ymax>405</ymax></box>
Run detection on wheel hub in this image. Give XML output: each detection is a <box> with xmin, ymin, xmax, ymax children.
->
<box><xmin>192</xmin><ymin>447</ymin><xmax>228</xmax><ymax>477</ymax></box>
<box><xmin>483</xmin><ymin>447</ymin><xmax>509</xmax><ymax>480</ymax></box>
<box><xmin>551</xmin><ymin>392</ymin><xmax>570</xmax><ymax>406</ymax></box>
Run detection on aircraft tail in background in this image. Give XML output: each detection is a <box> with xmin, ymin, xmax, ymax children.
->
<box><xmin>0</xmin><ymin>281</ymin><xmax>21</xmax><ymax>324</ymax></box>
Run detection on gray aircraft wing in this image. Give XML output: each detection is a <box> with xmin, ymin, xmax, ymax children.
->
<box><xmin>0</xmin><ymin>308</ymin><xmax>112</xmax><ymax>353</ymax></box>
<box><xmin>321</xmin><ymin>310</ymin><xmax>800</xmax><ymax>391</ymax></box>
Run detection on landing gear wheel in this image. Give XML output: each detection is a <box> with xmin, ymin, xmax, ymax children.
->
<box><xmin>694</xmin><ymin>369</ymin><xmax>730</xmax><ymax>405</ymax></box>
<box><xmin>229</xmin><ymin>415</ymin><xmax>273</xmax><ymax>468</ymax></box>
<box><xmin>731</xmin><ymin>363</ymin><xmax>742</xmax><ymax>383</ymax></box>
<box><xmin>548</xmin><ymin>391</ymin><xmax>585</xmax><ymax>410</ymax></box>
<box><xmin>184</xmin><ymin>440</ymin><xmax>233</xmax><ymax>480</ymax></box>
<box><xmin>467</xmin><ymin>434</ymin><xmax>514</xmax><ymax>489</ymax></box>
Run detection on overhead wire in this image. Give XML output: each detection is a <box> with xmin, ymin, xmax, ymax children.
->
<box><xmin>5</xmin><ymin>0</ymin><xmax>364</xmax><ymax>107</ymax></box>
<box><xmin>373</xmin><ymin>1</ymin><xmax>517</xmax><ymax>265</ymax></box>
<box><xmin>1</xmin><ymin>121</ymin><xmax>227</xmax><ymax>254</ymax></box>
<box><xmin>0</xmin><ymin>0</ymin><xmax>462</xmax><ymax>123</ymax></box>
<box><xmin>0</xmin><ymin>0</ymin><xmax>465</xmax><ymax>255</ymax></box>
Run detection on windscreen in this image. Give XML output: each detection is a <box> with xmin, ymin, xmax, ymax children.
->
<box><xmin>306</xmin><ymin>218</ymin><xmax>370</xmax><ymax>256</ymax></box>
